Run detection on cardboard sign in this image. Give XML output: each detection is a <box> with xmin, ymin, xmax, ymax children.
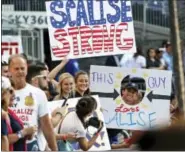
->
<box><xmin>90</xmin><ymin>65</ymin><xmax>172</xmax><ymax>130</ymax></box>
<box><xmin>48</xmin><ymin>95</ymin><xmax>111</xmax><ymax>151</ymax></box>
<box><xmin>45</xmin><ymin>0</ymin><xmax>136</xmax><ymax>60</ymax></box>
<box><xmin>1</xmin><ymin>36</ymin><xmax>23</xmax><ymax>63</ymax></box>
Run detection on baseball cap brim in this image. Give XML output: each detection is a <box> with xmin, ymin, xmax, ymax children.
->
<box><xmin>123</xmin><ymin>83</ymin><xmax>138</xmax><ymax>91</ymax></box>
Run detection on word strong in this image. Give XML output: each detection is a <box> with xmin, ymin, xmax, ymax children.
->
<box><xmin>53</xmin><ymin>23</ymin><xmax>133</xmax><ymax>57</ymax></box>
<box><xmin>46</xmin><ymin>0</ymin><xmax>136</xmax><ymax>60</ymax></box>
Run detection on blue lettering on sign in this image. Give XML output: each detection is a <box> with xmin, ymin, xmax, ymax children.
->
<box><xmin>91</xmin><ymin>72</ymin><xmax>113</xmax><ymax>84</ymax></box>
<box><xmin>105</xmin><ymin>111</ymin><xmax>157</xmax><ymax>128</ymax></box>
<box><xmin>148</xmin><ymin>77</ymin><xmax>166</xmax><ymax>89</ymax></box>
<box><xmin>87</xmin><ymin>0</ymin><xmax>106</xmax><ymax>25</ymax></box>
<box><xmin>149</xmin><ymin>112</ymin><xmax>156</xmax><ymax>128</ymax></box>
<box><xmin>66</xmin><ymin>0</ymin><xmax>76</xmax><ymax>26</ymax></box>
<box><xmin>107</xmin><ymin>0</ymin><xmax>121</xmax><ymax>23</ymax></box>
<box><xmin>49</xmin><ymin>0</ymin><xmax>132</xmax><ymax>28</ymax></box>
<box><xmin>76</xmin><ymin>0</ymin><xmax>89</xmax><ymax>26</ymax></box>
<box><xmin>50</xmin><ymin>1</ymin><xmax>68</xmax><ymax>28</ymax></box>
<box><xmin>137</xmin><ymin>112</ymin><xmax>146</xmax><ymax>126</ymax></box>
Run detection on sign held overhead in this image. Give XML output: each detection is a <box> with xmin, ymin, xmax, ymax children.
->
<box><xmin>46</xmin><ymin>0</ymin><xmax>136</xmax><ymax>60</ymax></box>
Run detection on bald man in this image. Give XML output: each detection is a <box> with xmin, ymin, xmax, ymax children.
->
<box><xmin>8</xmin><ymin>55</ymin><xmax>58</xmax><ymax>151</ymax></box>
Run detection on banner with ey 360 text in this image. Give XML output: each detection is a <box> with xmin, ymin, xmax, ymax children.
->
<box><xmin>46</xmin><ymin>0</ymin><xmax>136</xmax><ymax>60</ymax></box>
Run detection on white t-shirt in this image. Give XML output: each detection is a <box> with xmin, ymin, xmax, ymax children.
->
<box><xmin>120</xmin><ymin>54</ymin><xmax>146</xmax><ymax>68</ymax></box>
<box><xmin>10</xmin><ymin>83</ymin><xmax>49</xmax><ymax>144</ymax></box>
<box><xmin>160</xmin><ymin>58</ymin><xmax>166</xmax><ymax>67</ymax></box>
<box><xmin>37</xmin><ymin>108</ymin><xmax>52</xmax><ymax>151</ymax></box>
<box><xmin>57</xmin><ymin>111</ymin><xmax>86</xmax><ymax>139</ymax></box>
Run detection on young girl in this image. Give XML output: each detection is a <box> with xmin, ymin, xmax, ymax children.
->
<box><xmin>146</xmin><ymin>48</ymin><xmax>163</xmax><ymax>69</ymax></box>
<box><xmin>54</xmin><ymin>73</ymin><xmax>75</xmax><ymax>100</ymax></box>
<box><xmin>57</xmin><ymin>96</ymin><xmax>103</xmax><ymax>151</ymax></box>
<box><xmin>74</xmin><ymin>71</ymin><xmax>90</xmax><ymax>97</ymax></box>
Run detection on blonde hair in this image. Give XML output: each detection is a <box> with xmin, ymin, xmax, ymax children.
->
<box><xmin>56</xmin><ymin>73</ymin><xmax>75</xmax><ymax>99</ymax></box>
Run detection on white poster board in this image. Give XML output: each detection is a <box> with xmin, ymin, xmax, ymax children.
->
<box><xmin>46</xmin><ymin>0</ymin><xmax>136</xmax><ymax>60</ymax></box>
<box><xmin>90</xmin><ymin>65</ymin><xmax>172</xmax><ymax>130</ymax></box>
<box><xmin>48</xmin><ymin>95</ymin><xmax>111</xmax><ymax>151</ymax></box>
<box><xmin>1</xmin><ymin>36</ymin><xmax>23</xmax><ymax>63</ymax></box>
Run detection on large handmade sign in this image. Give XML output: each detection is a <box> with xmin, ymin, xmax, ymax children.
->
<box><xmin>90</xmin><ymin>65</ymin><xmax>172</xmax><ymax>130</ymax></box>
<box><xmin>46</xmin><ymin>0</ymin><xmax>136</xmax><ymax>60</ymax></box>
<box><xmin>1</xmin><ymin>36</ymin><xmax>23</xmax><ymax>62</ymax></box>
<box><xmin>48</xmin><ymin>95</ymin><xmax>111</xmax><ymax>151</ymax></box>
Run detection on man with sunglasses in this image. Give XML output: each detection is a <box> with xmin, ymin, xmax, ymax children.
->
<box><xmin>26</xmin><ymin>63</ymin><xmax>58</xmax><ymax>101</ymax></box>
<box><xmin>26</xmin><ymin>63</ymin><xmax>73</xmax><ymax>150</ymax></box>
<box><xmin>8</xmin><ymin>54</ymin><xmax>58</xmax><ymax>151</ymax></box>
<box><xmin>26</xmin><ymin>65</ymin><xmax>49</xmax><ymax>92</ymax></box>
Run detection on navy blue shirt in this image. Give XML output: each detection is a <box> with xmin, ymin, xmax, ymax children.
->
<box><xmin>9</xmin><ymin>114</ymin><xmax>25</xmax><ymax>151</ymax></box>
<box><xmin>1</xmin><ymin>119</ymin><xmax>8</xmax><ymax>136</ymax></box>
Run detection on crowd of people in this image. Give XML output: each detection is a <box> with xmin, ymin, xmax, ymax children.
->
<box><xmin>1</xmin><ymin>39</ymin><xmax>185</xmax><ymax>151</ymax></box>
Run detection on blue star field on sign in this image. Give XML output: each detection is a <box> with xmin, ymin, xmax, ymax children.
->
<box><xmin>49</xmin><ymin>0</ymin><xmax>132</xmax><ymax>29</ymax></box>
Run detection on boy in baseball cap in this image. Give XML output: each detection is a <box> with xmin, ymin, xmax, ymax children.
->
<box><xmin>120</xmin><ymin>82</ymin><xmax>141</xmax><ymax>105</ymax></box>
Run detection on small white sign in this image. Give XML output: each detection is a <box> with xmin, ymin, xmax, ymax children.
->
<box><xmin>1</xmin><ymin>36</ymin><xmax>23</xmax><ymax>62</ymax></box>
<box><xmin>48</xmin><ymin>95</ymin><xmax>111</xmax><ymax>151</ymax></box>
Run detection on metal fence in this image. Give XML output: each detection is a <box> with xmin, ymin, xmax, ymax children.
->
<box><xmin>2</xmin><ymin>29</ymin><xmax>41</xmax><ymax>61</ymax></box>
<box><xmin>2</xmin><ymin>0</ymin><xmax>185</xmax><ymax>52</ymax></box>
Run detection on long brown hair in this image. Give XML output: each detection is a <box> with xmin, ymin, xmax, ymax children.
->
<box><xmin>74</xmin><ymin>71</ymin><xmax>90</xmax><ymax>95</ymax></box>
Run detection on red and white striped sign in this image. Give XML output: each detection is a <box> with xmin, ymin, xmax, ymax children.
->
<box><xmin>46</xmin><ymin>0</ymin><xmax>136</xmax><ymax>60</ymax></box>
<box><xmin>1</xmin><ymin>36</ymin><xmax>23</xmax><ymax>62</ymax></box>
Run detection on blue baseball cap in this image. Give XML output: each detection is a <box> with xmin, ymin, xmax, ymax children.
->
<box><xmin>123</xmin><ymin>82</ymin><xmax>138</xmax><ymax>91</ymax></box>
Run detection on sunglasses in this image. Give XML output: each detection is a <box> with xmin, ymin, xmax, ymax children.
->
<box><xmin>7</xmin><ymin>88</ymin><xmax>14</xmax><ymax>94</ymax></box>
<box><xmin>34</xmin><ymin>75</ymin><xmax>47</xmax><ymax>80</ymax></box>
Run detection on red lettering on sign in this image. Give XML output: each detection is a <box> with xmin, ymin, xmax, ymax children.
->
<box><xmin>116</xmin><ymin>23</ymin><xmax>133</xmax><ymax>50</ymax></box>
<box><xmin>52</xmin><ymin>29</ymin><xmax>70</xmax><ymax>57</ymax></box>
<box><xmin>80</xmin><ymin>26</ymin><xmax>93</xmax><ymax>55</ymax></box>
<box><xmin>92</xmin><ymin>26</ymin><xmax>103</xmax><ymax>53</ymax></box>
<box><xmin>68</xmin><ymin>27</ymin><xmax>79</xmax><ymax>55</ymax></box>
<box><xmin>1</xmin><ymin>42</ymin><xmax>19</xmax><ymax>55</ymax></box>
<box><xmin>115</xmin><ymin>104</ymin><xmax>140</xmax><ymax>113</ymax></box>
<box><xmin>52</xmin><ymin>23</ymin><xmax>134</xmax><ymax>58</ymax></box>
<box><xmin>103</xmin><ymin>24</ymin><xmax>115</xmax><ymax>52</ymax></box>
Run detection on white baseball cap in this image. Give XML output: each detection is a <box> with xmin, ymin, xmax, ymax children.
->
<box><xmin>158</xmin><ymin>48</ymin><xmax>166</xmax><ymax>52</ymax></box>
<box><xmin>1</xmin><ymin>76</ymin><xmax>11</xmax><ymax>90</ymax></box>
